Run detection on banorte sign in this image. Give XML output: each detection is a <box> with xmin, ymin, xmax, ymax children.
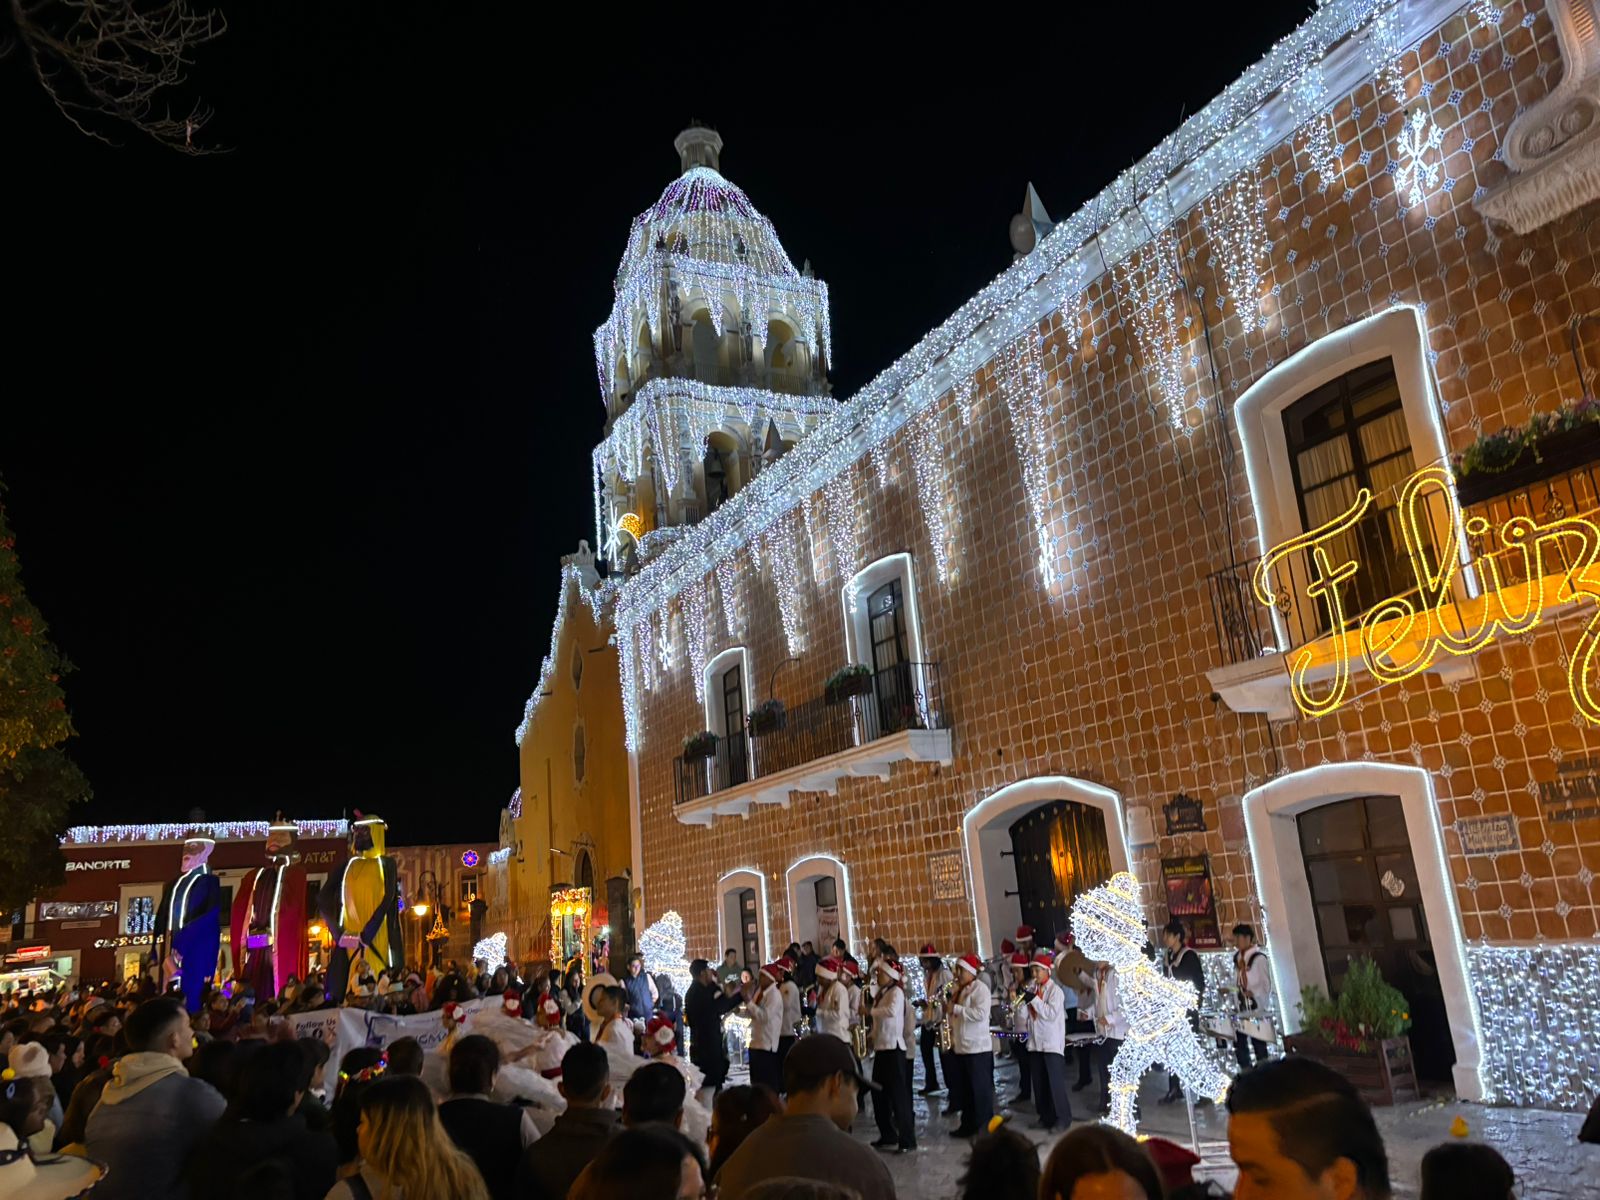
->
<box><xmin>1253</xmin><ymin>464</ymin><xmax>1600</xmax><ymax>720</ymax></box>
<box><xmin>65</xmin><ymin>859</ymin><xmax>132</xmax><ymax>872</ymax></box>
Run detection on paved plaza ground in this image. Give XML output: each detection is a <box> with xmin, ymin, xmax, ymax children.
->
<box><xmin>814</xmin><ymin>1054</ymin><xmax>1600</xmax><ymax>1199</ymax></box>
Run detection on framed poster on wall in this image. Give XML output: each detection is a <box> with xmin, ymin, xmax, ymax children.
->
<box><xmin>1161</xmin><ymin>854</ymin><xmax>1221</xmax><ymax>949</ymax></box>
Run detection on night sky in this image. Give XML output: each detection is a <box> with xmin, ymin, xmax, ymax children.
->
<box><xmin>3</xmin><ymin>7</ymin><xmax>1307</xmax><ymax>844</ymax></box>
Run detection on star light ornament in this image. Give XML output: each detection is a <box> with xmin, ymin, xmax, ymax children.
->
<box><xmin>1394</xmin><ymin>108</ymin><xmax>1444</xmax><ymax>209</ymax></box>
<box><xmin>1071</xmin><ymin>872</ymin><xmax>1232</xmax><ymax>1134</ymax></box>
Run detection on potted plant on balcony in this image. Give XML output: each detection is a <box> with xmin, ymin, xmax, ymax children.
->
<box><xmin>824</xmin><ymin>663</ymin><xmax>873</xmax><ymax>706</ymax></box>
<box><xmin>1453</xmin><ymin>396</ymin><xmax>1600</xmax><ymax>505</ymax></box>
<box><xmin>681</xmin><ymin>731</ymin><xmax>718</xmax><ymax>763</ymax></box>
<box><xmin>746</xmin><ymin>699</ymin><xmax>785</xmax><ymax>736</ymax></box>
<box><xmin>1285</xmin><ymin>956</ymin><xmax>1419</xmax><ymax>1106</ymax></box>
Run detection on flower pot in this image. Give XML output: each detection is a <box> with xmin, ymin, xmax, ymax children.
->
<box><xmin>1455</xmin><ymin>422</ymin><xmax>1600</xmax><ymax>507</ymax></box>
<box><xmin>747</xmin><ymin>707</ymin><xmax>786</xmax><ymax>736</ymax></box>
<box><xmin>1283</xmin><ymin>1033</ymin><xmax>1419</xmax><ymax>1106</ymax></box>
<box><xmin>682</xmin><ymin>735</ymin><xmax>717</xmax><ymax>763</ymax></box>
<box><xmin>824</xmin><ymin>672</ymin><xmax>874</xmax><ymax>706</ymax></box>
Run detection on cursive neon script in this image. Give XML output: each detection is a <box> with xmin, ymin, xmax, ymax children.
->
<box><xmin>1251</xmin><ymin>465</ymin><xmax>1600</xmax><ymax>721</ymax></box>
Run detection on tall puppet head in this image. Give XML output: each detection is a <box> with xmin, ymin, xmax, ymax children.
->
<box><xmin>350</xmin><ymin>812</ymin><xmax>388</xmax><ymax>858</ymax></box>
<box><xmin>1070</xmin><ymin>872</ymin><xmax>1146</xmax><ymax>970</ymax></box>
<box><xmin>180</xmin><ymin>833</ymin><xmax>216</xmax><ymax>873</ymax></box>
<box><xmin>266</xmin><ymin>813</ymin><xmax>300</xmax><ymax>860</ymax></box>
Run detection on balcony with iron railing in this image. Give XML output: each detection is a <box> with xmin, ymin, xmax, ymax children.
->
<box><xmin>1205</xmin><ymin>452</ymin><xmax>1600</xmax><ymax>717</ymax></box>
<box><xmin>672</xmin><ymin>661</ymin><xmax>953</xmax><ymax>825</ymax></box>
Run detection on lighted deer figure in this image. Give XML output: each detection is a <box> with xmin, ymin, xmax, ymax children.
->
<box><xmin>1071</xmin><ymin>871</ymin><xmax>1232</xmax><ymax>1133</ymax></box>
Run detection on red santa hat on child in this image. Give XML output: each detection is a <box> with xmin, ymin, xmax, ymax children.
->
<box><xmin>956</xmin><ymin>954</ymin><xmax>982</xmax><ymax>977</ymax></box>
<box><xmin>760</xmin><ymin>962</ymin><xmax>785</xmax><ymax>984</ymax></box>
<box><xmin>919</xmin><ymin>943</ymin><xmax>938</xmax><ymax>958</ymax></box>
<box><xmin>644</xmin><ymin>1015</ymin><xmax>677</xmax><ymax>1056</ymax></box>
<box><xmin>537</xmin><ymin>995</ymin><xmax>562</xmax><ymax>1028</ymax></box>
<box><xmin>840</xmin><ymin>959</ymin><xmax>860</xmax><ymax>980</ymax></box>
<box><xmin>502</xmin><ymin>989</ymin><xmax>523</xmax><ymax>1017</ymax></box>
<box><xmin>1000</xmin><ymin>939</ymin><xmax>1016</xmax><ymax>955</ymax></box>
<box><xmin>1054</xmin><ymin>931</ymin><xmax>1074</xmax><ymax>952</ymax></box>
<box><xmin>1015</xmin><ymin>925</ymin><xmax>1036</xmax><ymax>943</ymax></box>
<box><xmin>816</xmin><ymin>957</ymin><xmax>841</xmax><ymax>982</ymax></box>
<box><xmin>878</xmin><ymin>957</ymin><xmax>903</xmax><ymax>982</ymax></box>
<box><xmin>1009</xmin><ymin>952</ymin><xmax>1032</xmax><ymax>968</ymax></box>
<box><xmin>1031</xmin><ymin>950</ymin><xmax>1055</xmax><ymax>969</ymax></box>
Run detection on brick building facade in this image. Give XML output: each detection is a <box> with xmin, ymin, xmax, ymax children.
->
<box><xmin>525</xmin><ymin>0</ymin><xmax>1600</xmax><ymax>1110</ymax></box>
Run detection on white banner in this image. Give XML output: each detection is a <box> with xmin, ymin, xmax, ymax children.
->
<box><xmin>286</xmin><ymin>1000</ymin><xmax>491</xmax><ymax>1074</ymax></box>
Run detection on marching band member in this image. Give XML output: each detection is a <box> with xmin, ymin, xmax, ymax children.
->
<box><xmin>1023</xmin><ymin>950</ymin><xmax>1071</xmax><ymax>1133</ymax></box>
<box><xmin>777</xmin><ymin>956</ymin><xmax>803</xmax><ymax>1069</ymax></box>
<box><xmin>1089</xmin><ymin>955</ymin><xmax>1128</xmax><ymax>1114</ymax></box>
<box><xmin>867</xmin><ymin>957</ymin><xmax>916</xmax><ymax>1153</ymax></box>
<box><xmin>1014</xmin><ymin>925</ymin><xmax>1037</xmax><ymax>957</ymax></box>
<box><xmin>1160</xmin><ymin>918</ymin><xmax>1207</xmax><ymax>1104</ymax></box>
<box><xmin>947</xmin><ymin>953</ymin><xmax>993</xmax><ymax>1138</ymax></box>
<box><xmin>1006</xmin><ymin>951</ymin><xmax>1033</xmax><ymax>1107</ymax></box>
<box><xmin>1231</xmin><ymin>923</ymin><xmax>1274</xmax><ymax>1070</ymax></box>
<box><xmin>914</xmin><ymin>944</ymin><xmax>950</xmax><ymax>1097</ymax></box>
<box><xmin>814</xmin><ymin>956</ymin><xmax>851</xmax><ymax>1040</ymax></box>
<box><xmin>1054</xmin><ymin>931</ymin><xmax>1097</xmax><ymax>1093</ymax></box>
<box><xmin>747</xmin><ymin>962</ymin><xmax>787</xmax><ymax>1095</ymax></box>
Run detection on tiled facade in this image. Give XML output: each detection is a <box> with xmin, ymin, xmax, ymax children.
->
<box><xmin>595</xmin><ymin>2</ymin><xmax>1600</xmax><ymax>1107</ymax></box>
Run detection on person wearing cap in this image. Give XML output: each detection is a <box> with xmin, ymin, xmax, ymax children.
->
<box><xmin>0</xmin><ymin>1071</ymin><xmax>104</xmax><ymax>1200</ymax></box>
<box><xmin>775</xmin><ymin>958</ymin><xmax>803</xmax><ymax>1071</ymax></box>
<box><xmin>1053</xmin><ymin>932</ymin><xmax>1098</xmax><ymax>1093</ymax></box>
<box><xmin>912</xmin><ymin>944</ymin><xmax>950</xmax><ymax>1098</ymax></box>
<box><xmin>746</xmin><ymin>963</ymin><xmax>786</xmax><ymax>1096</ymax></box>
<box><xmin>866</xmin><ymin>957</ymin><xmax>914</xmax><ymax>1153</ymax></box>
<box><xmin>152</xmin><ymin>834</ymin><xmax>222</xmax><ymax>1015</ymax></box>
<box><xmin>1005</xmin><ymin>951</ymin><xmax>1034</xmax><ymax>1108</ymax></box>
<box><xmin>946</xmin><ymin>952</ymin><xmax>993</xmax><ymax>1138</ymax></box>
<box><xmin>713</xmin><ymin>1034</ymin><xmax>893</xmax><ymax>1200</ymax></box>
<box><xmin>1023</xmin><ymin>950</ymin><xmax>1072</xmax><ymax>1132</ymax></box>
<box><xmin>7</xmin><ymin>1042</ymin><xmax>61</xmax><ymax>1153</ymax></box>
<box><xmin>812</xmin><ymin>958</ymin><xmax>851</xmax><ymax>1043</ymax></box>
<box><xmin>1014</xmin><ymin>925</ymin><xmax>1036</xmax><ymax>956</ymax></box>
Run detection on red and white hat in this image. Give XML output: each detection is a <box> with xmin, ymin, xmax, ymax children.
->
<box><xmin>760</xmin><ymin>962</ymin><xmax>785</xmax><ymax>984</ymax></box>
<box><xmin>1016</xmin><ymin>925</ymin><xmax>1036</xmax><ymax>942</ymax></box>
<box><xmin>956</xmin><ymin>954</ymin><xmax>982</xmax><ymax>977</ymax></box>
<box><xmin>919</xmin><ymin>943</ymin><xmax>938</xmax><ymax>958</ymax></box>
<box><xmin>1000</xmin><ymin>939</ymin><xmax>1016</xmax><ymax>955</ymax></box>
<box><xmin>878</xmin><ymin>957</ymin><xmax>903</xmax><ymax>982</ymax></box>
<box><xmin>502</xmin><ymin>989</ymin><xmax>523</xmax><ymax>1017</ymax></box>
<box><xmin>841</xmin><ymin>959</ymin><xmax>861</xmax><ymax>979</ymax></box>
<box><xmin>1009</xmin><ymin>952</ymin><xmax>1031</xmax><ymax>968</ymax></box>
<box><xmin>644</xmin><ymin>1014</ymin><xmax>677</xmax><ymax>1055</ymax></box>
<box><xmin>816</xmin><ymin>957</ymin><xmax>841</xmax><ymax>982</ymax></box>
<box><xmin>442</xmin><ymin>1001</ymin><xmax>468</xmax><ymax>1027</ymax></box>
<box><xmin>537</xmin><ymin>995</ymin><xmax>562</xmax><ymax>1027</ymax></box>
<box><xmin>1031</xmin><ymin>950</ymin><xmax>1055</xmax><ymax>969</ymax></box>
<box><xmin>1054</xmin><ymin>931</ymin><xmax>1074</xmax><ymax>951</ymax></box>
<box><xmin>775</xmin><ymin>956</ymin><xmax>796</xmax><ymax>974</ymax></box>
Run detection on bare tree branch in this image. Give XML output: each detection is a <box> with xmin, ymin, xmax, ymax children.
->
<box><xmin>7</xmin><ymin>0</ymin><xmax>227</xmax><ymax>153</ymax></box>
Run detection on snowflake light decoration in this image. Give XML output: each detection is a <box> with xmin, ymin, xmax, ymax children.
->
<box><xmin>473</xmin><ymin>932</ymin><xmax>509</xmax><ymax>974</ymax></box>
<box><xmin>1071</xmin><ymin>872</ymin><xmax>1232</xmax><ymax>1133</ymax></box>
<box><xmin>639</xmin><ymin>910</ymin><xmax>695</xmax><ymax>998</ymax></box>
<box><xmin>1394</xmin><ymin>108</ymin><xmax>1443</xmax><ymax>208</ymax></box>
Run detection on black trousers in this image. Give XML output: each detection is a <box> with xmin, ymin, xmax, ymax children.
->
<box><xmin>954</xmin><ymin>1051</ymin><xmax>995</xmax><ymax>1133</ymax></box>
<box><xmin>918</xmin><ymin>1024</ymin><xmax>950</xmax><ymax>1091</ymax></box>
<box><xmin>1235</xmin><ymin>1031</ymin><xmax>1270</xmax><ymax>1071</ymax></box>
<box><xmin>1065</xmin><ymin>1017</ymin><xmax>1094</xmax><ymax>1085</ymax></box>
<box><xmin>749</xmin><ymin>1048</ymin><xmax>782</xmax><ymax>1095</ymax></box>
<box><xmin>1093</xmin><ymin>1038</ymin><xmax>1122</xmax><ymax>1111</ymax></box>
<box><xmin>778</xmin><ymin>1034</ymin><xmax>797</xmax><ymax>1076</ymax></box>
<box><xmin>871</xmin><ymin>1048</ymin><xmax>916</xmax><ymax>1149</ymax></box>
<box><xmin>1012</xmin><ymin>1042</ymin><xmax>1033</xmax><ymax>1100</ymax></box>
<box><xmin>1032</xmin><ymin>1050</ymin><xmax>1071</xmax><ymax>1130</ymax></box>
<box><xmin>694</xmin><ymin>1051</ymin><xmax>729</xmax><ymax>1094</ymax></box>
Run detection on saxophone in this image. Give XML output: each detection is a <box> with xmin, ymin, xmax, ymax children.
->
<box><xmin>935</xmin><ymin>978</ymin><xmax>957</xmax><ymax>1053</ymax></box>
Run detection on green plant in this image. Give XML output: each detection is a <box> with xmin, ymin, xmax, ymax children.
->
<box><xmin>824</xmin><ymin>663</ymin><xmax>871</xmax><ymax>690</ymax></box>
<box><xmin>681</xmin><ymin>730</ymin><xmax>717</xmax><ymax>759</ymax></box>
<box><xmin>1452</xmin><ymin>396</ymin><xmax>1600</xmax><ymax>481</ymax></box>
<box><xmin>1296</xmin><ymin>957</ymin><xmax>1412</xmax><ymax>1054</ymax></box>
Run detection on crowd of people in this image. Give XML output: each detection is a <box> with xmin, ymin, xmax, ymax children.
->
<box><xmin>0</xmin><ymin>920</ymin><xmax>1528</xmax><ymax>1200</ymax></box>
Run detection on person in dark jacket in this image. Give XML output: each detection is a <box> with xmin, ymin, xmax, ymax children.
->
<box><xmin>1160</xmin><ymin>918</ymin><xmax>1208</xmax><ymax>1105</ymax></box>
<box><xmin>439</xmin><ymin>1035</ymin><xmax>538</xmax><ymax>1200</ymax></box>
<box><xmin>684</xmin><ymin>958</ymin><xmax>742</xmax><ymax>1098</ymax></box>
<box><xmin>622</xmin><ymin>955</ymin><xmax>656</xmax><ymax>1023</ymax></box>
<box><xmin>188</xmin><ymin>1040</ymin><xmax>337</xmax><ymax>1200</ymax></box>
<box><xmin>514</xmin><ymin>1042</ymin><xmax>617</xmax><ymax>1200</ymax></box>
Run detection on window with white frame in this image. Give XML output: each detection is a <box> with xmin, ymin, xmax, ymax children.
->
<box><xmin>840</xmin><ymin>554</ymin><xmax>927</xmax><ymax>737</ymax></box>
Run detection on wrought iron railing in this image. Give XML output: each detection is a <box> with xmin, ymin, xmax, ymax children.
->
<box><xmin>674</xmin><ymin>661</ymin><xmax>947</xmax><ymax>805</ymax></box>
<box><xmin>1205</xmin><ymin>459</ymin><xmax>1600</xmax><ymax>668</ymax></box>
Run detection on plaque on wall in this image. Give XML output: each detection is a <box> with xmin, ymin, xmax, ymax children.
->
<box><xmin>1125</xmin><ymin>806</ymin><xmax>1157</xmax><ymax>845</ymax></box>
<box><xmin>928</xmin><ymin>851</ymin><xmax>966</xmax><ymax>901</ymax></box>
<box><xmin>1161</xmin><ymin>854</ymin><xmax>1222</xmax><ymax>949</ymax></box>
<box><xmin>1163</xmin><ymin>793</ymin><xmax>1206</xmax><ymax>835</ymax></box>
<box><xmin>1456</xmin><ymin>814</ymin><xmax>1520</xmax><ymax>856</ymax></box>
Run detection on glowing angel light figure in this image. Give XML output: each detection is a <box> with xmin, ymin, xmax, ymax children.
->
<box><xmin>1071</xmin><ymin>872</ymin><xmax>1232</xmax><ymax>1134</ymax></box>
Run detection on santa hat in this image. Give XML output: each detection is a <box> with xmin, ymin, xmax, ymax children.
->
<box><xmin>502</xmin><ymin>989</ymin><xmax>523</xmax><ymax>1017</ymax></box>
<box><xmin>1031</xmin><ymin>950</ymin><xmax>1055</xmax><ymax>969</ymax></box>
<box><xmin>644</xmin><ymin>1015</ymin><xmax>677</xmax><ymax>1055</ymax></box>
<box><xmin>840</xmin><ymin>959</ymin><xmax>860</xmax><ymax>980</ymax></box>
<box><xmin>1015</xmin><ymin>925</ymin><xmax>1036</xmax><ymax>942</ymax></box>
<box><xmin>919</xmin><ymin>943</ymin><xmax>937</xmax><ymax>958</ymax></box>
<box><xmin>760</xmin><ymin>962</ymin><xmax>785</xmax><ymax>984</ymax></box>
<box><xmin>441</xmin><ymin>1002</ymin><xmax>468</xmax><ymax>1027</ymax></box>
<box><xmin>1142</xmin><ymin>1137</ymin><xmax>1202</xmax><ymax>1190</ymax></box>
<box><xmin>774</xmin><ymin>956</ymin><xmax>795</xmax><ymax>974</ymax></box>
<box><xmin>816</xmin><ymin>957</ymin><xmax>841</xmax><ymax>982</ymax></box>
<box><xmin>1054</xmin><ymin>931</ymin><xmax>1074</xmax><ymax>951</ymax></box>
<box><xmin>878</xmin><ymin>958</ymin><xmax>903</xmax><ymax>982</ymax></box>
<box><xmin>956</xmin><ymin>954</ymin><xmax>981</xmax><ymax>977</ymax></box>
<box><xmin>537</xmin><ymin>995</ymin><xmax>562</xmax><ymax>1027</ymax></box>
<box><xmin>1009</xmin><ymin>952</ymin><xmax>1031</xmax><ymax>968</ymax></box>
<box><xmin>1000</xmin><ymin>939</ymin><xmax>1016</xmax><ymax>955</ymax></box>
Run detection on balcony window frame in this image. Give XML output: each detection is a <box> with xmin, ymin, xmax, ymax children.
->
<box><xmin>841</xmin><ymin>553</ymin><xmax>927</xmax><ymax>675</ymax></box>
<box><xmin>703</xmin><ymin>646</ymin><xmax>753</xmax><ymax>781</ymax></box>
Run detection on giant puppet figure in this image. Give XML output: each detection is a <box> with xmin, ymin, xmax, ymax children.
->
<box><xmin>153</xmin><ymin>832</ymin><xmax>222</xmax><ymax>1013</ymax></box>
<box><xmin>229</xmin><ymin>814</ymin><xmax>309</xmax><ymax>1001</ymax></box>
<box><xmin>318</xmin><ymin>811</ymin><xmax>402</xmax><ymax>1000</ymax></box>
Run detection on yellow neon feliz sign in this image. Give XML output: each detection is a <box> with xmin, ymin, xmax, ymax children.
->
<box><xmin>1251</xmin><ymin>465</ymin><xmax>1600</xmax><ymax>721</ymax></box>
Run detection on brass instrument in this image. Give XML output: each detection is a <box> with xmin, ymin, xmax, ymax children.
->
<box><xmin>850</xmin><ymin>1021</ymin><xmax>870</xmax><ymax>1059</ymax></box>
<box><xmin>935</xmin><ymin>978</ymin><xmax>957</xmax><ymax>1053</ymax></box>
